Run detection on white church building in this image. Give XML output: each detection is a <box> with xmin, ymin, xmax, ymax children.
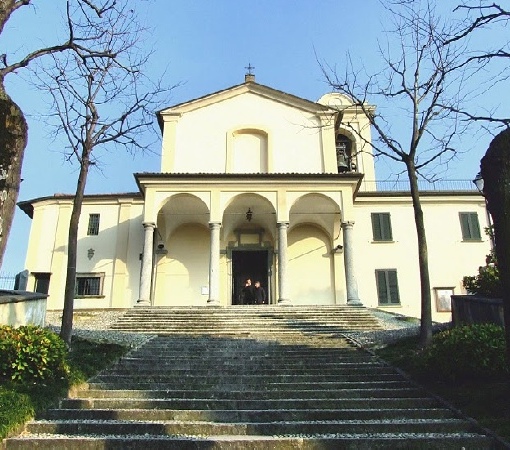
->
<box><xmin>18</xmin><ymin>75</ymin><xmax>490</xmax><ymax>322</ymax></box>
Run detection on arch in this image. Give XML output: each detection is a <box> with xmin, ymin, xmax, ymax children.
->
<box><xmin>222</xmin><ymin>192</ymin><xmax>277</xmax><ymax>244</ymax></box>
<box><xmin>336</xmin><ymin>128</ymin><xmax>358</xmax><ymax>172</ymax></box>
<box><xmin>226</xmin><ymin>127</ymin><xmax>270</xmax><ymax>173</ymax></box>
<box><xmin>153</xmin><ymin>223</ymin><xmax>210</xmax><ymax>306</ymax></box>
<box><xmin>289</xmin><ymin>193</ymin><xmax>342</xmax><ymax>243</ymax></box>
<box><xmin>288</xmin><ymin>224</ymin><xmax>335</xmax><ymax>305</ymax></box>
<box><xmin>156</xmin><ymin>193</ymin><xmax>210</xmax><ymax>243</ymax></box>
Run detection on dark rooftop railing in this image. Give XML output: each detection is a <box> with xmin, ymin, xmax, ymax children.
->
<box><xmin>360</xmin><ymin>179</ymin><xmax>477</xmax><ymax>193</ymax></box>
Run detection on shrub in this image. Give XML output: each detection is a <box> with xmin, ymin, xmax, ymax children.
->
<box><xmin>416</xmin><ymin>323</ymin><xmax>508</xmax><ymax>381</ymax></box>
<box><xmin>0</xmin><ymin>389</ymin><xmax>34</xmax><ymax>439</ymax></box>
<box><xmin>463</xmin><ymin>254</ymin><xmax>501</xmax><ymax>298</ymax></box>
<box><xmin>0</xmin><ymin>326</ymin><xmax>69</xmax><ymax>382</ymax></box>
<box><xmin>463</xmin><ymin>232</ymin><xmax>502</xmax><ymax>298</ymax></box>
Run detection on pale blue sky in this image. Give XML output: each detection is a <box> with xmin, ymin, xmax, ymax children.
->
<box><xmin>2</xmin><ymin>0</ymin><xmax>507</xmax><ymax>273</ymax></box>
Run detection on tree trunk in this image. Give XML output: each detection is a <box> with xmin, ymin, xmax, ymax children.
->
<box><xmin>406</xmin><ymin>160</ymin><xmax>433</xmax><ymax>347</ymax></box>
<box><xmin>0</xmin><ymin>81</ymin><xmax>28</xmax><ymax>269</ymax></box>
<box><xmin>60</xmin><ymin>155</ymin><xmax>90</xmax><ymax>346</ymax></box>
<box><xmin>481</xmin><ymin>128</ymin><xmax>510</xmax><ymax>366</ymax></box>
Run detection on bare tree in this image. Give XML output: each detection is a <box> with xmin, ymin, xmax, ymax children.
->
<box><xmin>449</xmin><ymin>1</ymin><xmax>510</xmax><ymax>361</ymax></box>
<box><xmin>0</xmin><ymin>0</ymin><xmax>129</xmax><ymax>269</ymax></box>
<box><xmin>444</xmin><ymin>2</ymin><xmax>510</xmax><ymax>127</ymax></box>
<box><xmin>321</xmin><ymin>0</ymin><xmax>477</xmax><ymax>347</ymax></box>
<box><xmin>33</xmin><ymin>3</ymin><xmax>172</xmax><ymax>345</ymax></box>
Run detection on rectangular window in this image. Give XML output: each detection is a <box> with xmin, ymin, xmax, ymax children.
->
<box><xmin>75</xmin><ymin>273</ymin><xmax>104</xmax><ymax>297</ymax></box>
<box><xmin>459</xmin><ymin>212</ymin><xmax>481</xmax><ymax>241</ymax></box>
<box><xmin>371</xmin><ymin>213</ymin><xmax>393</xmax><ymax>241</ymax></box>
<box><xmin>33</xmin><ymin>272</ymin><xmax>51</xmax><ymax>295</ymax></box>
<box><xmin>376</xmin><ymin>269</ymin><xmax>400</xmax><ymax>305</ymax></box>
<box><xmin>87</xmin><ymin>213</ymin><xmax>100</xmax><ymax>236</ymax></box>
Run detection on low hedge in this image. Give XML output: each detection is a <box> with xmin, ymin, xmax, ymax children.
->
<box><xmin>416</xmin><ymin>323</ymin><xmax>508</xmax><ymax>381</ymax></box>
<box><xmin>0</xmin><ymin>325</ymin><xmax>69</xmax><ymax>382</ymax></box>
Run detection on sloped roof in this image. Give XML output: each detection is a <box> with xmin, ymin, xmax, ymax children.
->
<box><xmin>156</xmin><ymin>80</ymin><xmax>332</xmax><ymax>131</ymax></box>
<box><xmin>17</xmin><ymin>192</ymin><xmax>142</xmax><ymax>219</ymax></box>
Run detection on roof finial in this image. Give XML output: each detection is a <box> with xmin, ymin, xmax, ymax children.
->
<box><xmin>244</xmin><ymin>63</ymin><xmax>255</xmax><ymax>83</ymax></box>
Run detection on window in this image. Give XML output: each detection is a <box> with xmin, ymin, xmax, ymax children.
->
<box><xmin>335</xmin><ymin>134</ymin><xmax>353</xmax><ymax>173</ymax></box>
<box><xmin>459</xmin><ymin>212</ymin><xmax>481</xmax><ymax>241</ymax></box>
<box><xmin>371</xmin><ymin>213</ymin><xmax>393</xmax><ymax>241</ymax></box>
<box><xmin>33</xmin><ymin>272</ymin><xmax>51</xmax><ymax>294</ymax></box>
<box><xmin>75</xmin><ymin>273</ymin><xmax>104</xmax><ymax>297</ymax></box>
<box><xmin>376</xmin><ymin>269</ymin><xmax>400</xmax><ymax>305</ymax></box>
<box><xmin>87</xmin><ymin>213</ymin><xmax>100</xmax><ymax>236</ymax></box>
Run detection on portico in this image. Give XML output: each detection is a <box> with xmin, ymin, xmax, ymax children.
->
<box><xmin>136</xmin><ymin>173</ymin><xmax>363</xmax><ymax>307</ymax></box>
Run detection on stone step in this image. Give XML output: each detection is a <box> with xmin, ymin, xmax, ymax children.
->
<box><xmin>60</xmin><ymin>397</ymin><xmax>442</xmax><ymax>410</ymax></box>
<box><xmin>4</xmin><ymin>433</ymin><xmax>495</xmax><ymax>450</ymax></box>
<box><xmin>91</xmin><ymin>366</ymin><xmax>399</xmax><ymax>378</ymax></box>
<box><xmin>3</xmin><ymin>309</ymin><xmax>499</xmax><ymax>449</ymax></box>
<box><xmin>97</xmin><ymin>365</ymin><xmax>387</xmax><ymax>376</ymax></box>
<box><xmin>42</xmin><ymin>407</ymin><xmax>459</xmax><ymax>422</ymax></box>
<box><xmin>25</xmin><ymin>418</ymin><xmax>479</xmax><ymax>436</ymax></box>
<box><xmin>112</xmin><ymin>354</ymin><xmax>374</xmax><ymax>364</ymax></box>
<box><xmin>71</xmin><ymin>386</ymin><xmax>421</xmax><ymax>400</ymax></box>
<box><xmin>85</xmin><ymin>380</ymin><xmax>410</xmax><ymax>391</ymax></box>
<box><xmin>88</xmin><ymin>372</ymin><xmax>403</xmax><ymax>385</ymax></box>
<box><xmin>109</xmin><ymin>305</ymin><xmax>384</xmax><ymax>334</ymax></box>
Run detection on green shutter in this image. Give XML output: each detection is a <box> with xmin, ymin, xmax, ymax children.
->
<box><xmin>381</xmin><ymin>213</ymin><xmax>393</xmax><ymax>240</ymax></box>
<box><xmin>376</xmin><ymin>269</ymin><xmax>400</xmax><ymax>305</ymax></box>
<box><xmin>460</xmin><ymin>212</ymin><xmax>481</xmax><ymax>240</ymax></box>
<box><xmin>469</xmin><ymin>214</ymin><xmax>481</xmax><ymax>240</ymax></box>
<box><xmin>387</xmin><ymin>270</ymin><xmax>400</xmax><ymax>304</ymax></box>
<box><xmin>376</xmin><ymin>270</ymin><xmax>388</xmax><ymax>304</ymax></box>
<box><xmin>372</xmin><ymin>213</ymin><xmax>382</xmax><ymax>240</ymax></box>
<box><xmin>372</xmin><ymin>213</ymin><xmax>392</xmax><ymax>241</ymax></box>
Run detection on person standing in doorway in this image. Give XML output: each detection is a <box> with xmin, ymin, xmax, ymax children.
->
<box><xmin>241</xmin><ymin>278</ymin><xmax>255</xmax><ymax>305</ymax></box>
<box><xmin>254</xmin><ymin>280</ymin><xmax>267</xmax><ymax>305</ymax></box>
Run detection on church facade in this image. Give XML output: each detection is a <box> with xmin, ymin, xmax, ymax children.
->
<box><xmin>18</xmin><ymin>75</ymin><xmax>490</xmax><ymax>322</ymax></box>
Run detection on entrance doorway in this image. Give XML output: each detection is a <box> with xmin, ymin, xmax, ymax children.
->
<box><xmin>232</xmin><ymin>250</ymin><xmax>268</xmax><ymax>305</ymax></box>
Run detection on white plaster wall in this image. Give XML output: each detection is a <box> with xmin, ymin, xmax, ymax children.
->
<box><xmin>154</xmin><ymin>224</ymin><xmax>210</xmax><ymax>306</ymax></box>
<box><xmin>25</xmin><ymin>198</ymin><xmax>144</xmax><ymax>310</ymax></box>
<box><xmin>288</xmin><ymin>225</ymin><xmax>335</xmax><ymax>305</ymax></box>
<box><xmin>171</xmin><ymin>93</ymin><xmax>323</xmax><ymax>174</ymax></box>
<box><xmin>354</xmin><ymin>196</ymin><xmax>491</xmax><ymax>322</ymax></box>
<box><xmin>24</xmin><ymin>205</ymin><xmax>59</xmax><ymax>272</ymax></box>
<box><xmin>0</xmin><ymin>298</ymin><xmax>47</xmax><ymax>327</ymax></box>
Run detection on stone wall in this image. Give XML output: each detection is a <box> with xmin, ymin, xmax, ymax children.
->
<box><xmin>0</xmin><ymin>290</ymin><xmax>47</xmax><ymax>327</ymax></box>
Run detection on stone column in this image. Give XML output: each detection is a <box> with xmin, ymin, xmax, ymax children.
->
<box><xmin>342</xmin><ymin>221</ymin><xmax>362</xmax><ymax>305</ymax></box>
<box><xmin>207</xmin><ymin>222</ymin><xmax>221</xmax><ymax>306</ymax></box>
<box><xmin>137</xmin><ymin>222</ymin><xmax>155</xmax><ymax>306</ymax></box>
<box><xmin>277</xmin><ymin>221</ymin><xmax>291</xmax><ymax>305</ymax></box>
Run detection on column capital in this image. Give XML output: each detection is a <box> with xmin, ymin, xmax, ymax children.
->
<box><xmin>341</xmin><ymin>221</ymin><xmax>355</xmax><ymax>229</ymax></box>
<box><xmin>143</xmin><ymin>222</ymin><xmax>156</xmax><ymax>230</ymax></box>
<box><xmin>277</xmin><ymin>221</ymin><xmax>289</xmax><ymax>229</ymax></box>
<box><xmin>209</xmin><ymin>222</ymin><xmax>222</xmax><ymax>229</ymax></box>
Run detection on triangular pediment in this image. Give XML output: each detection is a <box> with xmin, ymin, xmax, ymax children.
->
<box><xmin>158</xmin><ymin>81</ymin><xmax>332</xmax><ymax>121</ymax></box>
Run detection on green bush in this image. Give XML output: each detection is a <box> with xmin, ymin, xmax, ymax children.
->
<box><xmin>416</xmin><ymin>323</ymin><xmax>508</xmax><ymax>381</ymax></box>
<box><xmin>0</xmin><ymin>389</ymin><xmax>34</xmax><ymax>439</ymax></box>
<box><xmin>462</xmin><ymin>233</ymin><xmax>502</xmax><ymax>298</ymax></box>
<box><xmin>0</xmin><ymin>326</ymin><xmax>70</xmax><ymax>382</ymax></box>
<box><xmin>463</xmin><ymin>254</ymin><xmax>501</xmax><ymax>298</ymax></box>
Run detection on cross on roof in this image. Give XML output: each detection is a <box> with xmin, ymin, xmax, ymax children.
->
<box><xmin>245</xmin><ymin>63</ymin><xmax>255</xmax><ymax>75</ymax></box>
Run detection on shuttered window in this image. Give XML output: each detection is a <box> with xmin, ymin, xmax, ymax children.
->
<box><xmin>371</xmin><ymin>213</ymin><xmax>393</xmax><ymax>241</ymax></box>
<box><xmin>376</xmin><ymin>269</ymin><xmax>400</xmax><ymax>305</ymax></box>
<box><xmin>459</xmin><ymin>212</ymin><xmax>481</xmax><ymax>241</ymax></box>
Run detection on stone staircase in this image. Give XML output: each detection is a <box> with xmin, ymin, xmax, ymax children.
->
<box><xmin>3</xmin><ymin>306</ymin><xmax>504</xmax><ymax>449</ymax></box>
<box><xmin>109</xmin><ymin>305</ymin><xmax>384</xmax><ymax>335</ymax></box>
